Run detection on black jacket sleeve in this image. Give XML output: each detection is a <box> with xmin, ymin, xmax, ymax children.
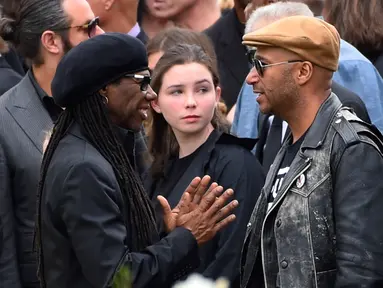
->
<box><xmin>0</xmin><ymin>143</ymin><xmax>22</xmax><ymax>287</ymax></box>
<box><xmin>202</xmin><ymin>147</ymin><xmax>265</xmax><ymax>282</ymax></box>
<box><xmin>333</xmin><ymin>141</ymin><xmax>383</xmax><ymax>287</ymax></box>
<box><xmin>58</xmin><ymin>162</ymin><xmax>199</xmax><ymax>288</ymax></box>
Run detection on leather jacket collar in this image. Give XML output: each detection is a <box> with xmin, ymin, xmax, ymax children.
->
<box><xmin>286</xmin><ymin>93</ymin><xmax>343</xmax><ymax>150</ymax></box>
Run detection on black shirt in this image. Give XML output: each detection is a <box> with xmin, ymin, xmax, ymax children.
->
<box><xmin>267</xmin><ymin>135</ymin><xmax>305</xmax><ymax>210</ymax></box>
<box><xmin>29</xmin><ymin>70</ymin><xmax>62</xmax><ymax>121</ymax></box>
<box><xmin>150</xmin><ymin>131</ymin><xmax>218</xmax><ymax>201</ymax></box>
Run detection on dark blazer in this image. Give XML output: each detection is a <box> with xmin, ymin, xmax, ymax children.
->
<box><xmin>2</xmin><ymin>47</ymin><xmax>27</xmax><ymax>77</ymax></box>
<box><xmin>145</xmin><ymin>131</ymin><xmax>265</xmax><ymax>284</ymax></box>
<box><xmin>137</xmin><ymin>29</ymin><xmax>148</xmax><ymax>45</ymax></box>
<box><xmin>0</xmin><ymin>55</ymin><xmax>23</xmax><ymax>96</ymax></box>
<box><xmin>40</xmin><ymin>122</ymin><xmax>199</xmax><ymax>288</ymax></box>
<box><xmin>374</xmin><ymin>52</ymin><xmax>383</xmax><ymax>78</ymax></box>
<box><xmin>255</xmin><ymin>81</ymin><xmax>371</xmax><ymax>168</ymax></box>
<box><xmin>0</xmin><ymin>74</ymin><xmax>53</xmax><ymax>287</ymax></box>
<box><xmin>205</xmin><ymin>9</ymin><xmax>249</xmax><ymax>110</ymax></box>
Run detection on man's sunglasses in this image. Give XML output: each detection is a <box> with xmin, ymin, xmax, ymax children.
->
<box><xmin>57</xmin><ymin>17</ymin><xmax>100</xmax><ymax>38</ymax></box>
<box><xmin>125</xmin><ymin>74</ymin><xmax>152</xmax><ymax>92</ymax></box>
<box><xmin>247</xmin><ymin>49</ymin><xmax>303</xmax><ymax>77</ymax></box>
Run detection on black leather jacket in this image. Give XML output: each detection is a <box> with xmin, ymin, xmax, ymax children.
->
<box><xmin>241</xmin><ymin>93</ymin><xmax>383</xmax><ymax>288</ymax></box>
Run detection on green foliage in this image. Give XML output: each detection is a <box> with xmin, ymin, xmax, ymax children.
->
<box><xmin>112</xmin><ymin>265</ymin><xmax>131</xmax><ymax>288</ymax></box>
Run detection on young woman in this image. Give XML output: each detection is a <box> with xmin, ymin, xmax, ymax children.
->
<box><xmin>146</xmin><ymin>43</ymin><xmax>265</xmax><ymax>284</ymax></box>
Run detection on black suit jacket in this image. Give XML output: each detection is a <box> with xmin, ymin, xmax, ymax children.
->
<box><xmin>0</xmin><ymin>55</ymin><xmax>23</xmax><ymax>96</ymax></box>
<box><xmin>40</xmin><ymin>122</ymin><xmax>199</xmax><ymax>288</ymax></box>
<box><xmin>255</xmin><ymin>81</ymin><xmax>371</xmax><ymax>167</ymax></box>
<box><xmin>205</xmin><ymin>9</ymin><xmax>249</xmax><ymax>110</ymax></box>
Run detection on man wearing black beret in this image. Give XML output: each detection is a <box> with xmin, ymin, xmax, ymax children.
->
<box><xmin>35</xmin><ymin>32</ymin><xmax>239</xmax><ymax>288</ymax></box>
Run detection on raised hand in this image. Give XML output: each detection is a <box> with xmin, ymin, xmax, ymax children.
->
<box><xmin>158</xmin><ymin>176</ymin><xmax>214</xmax><ymax>233</ymax></box>
<box><xmin>176</xmin><ymin>185</ymin><xmax>238</xmax><ymax>245</ymax></box>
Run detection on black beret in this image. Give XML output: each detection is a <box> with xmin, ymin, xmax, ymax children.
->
<box><xmin>51</xmin><ymin>32</ymin><xmax>148</xmax><ymax>108</ymax></box>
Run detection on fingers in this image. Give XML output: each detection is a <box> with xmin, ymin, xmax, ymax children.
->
<box><xmin>177</xmin><ymin>192</ymin><xmax>192</xmax><ymax>216</ymax></box>
<box><xmin>205</xmin><ymin>189</ymin><xmax>235</xmax><ymax>218</ymax></box>
<box><xmin>198</xmin><ymin>185</ymin><xmax>224</xmax><ymax>212</ymax></box>
<box><xmin>211</xmin><ymin>199</ymin><xmax>239</xmax><ymax>224</ymax></box>
<box><xmin>213</xmin><ymin>214</ymin><xmax>237</xmax><ymax>233</ymax></box>
<box><xmin>157</xmin><ymin>196</ymin><xmax>171</xmax><ymax>216</ymax></box>
<box><xmin>193</xmin><ymin>178</ymin><xmax>217</xmax><ymax>205</ymax></box>
<box><xmin>190</xmin><ymin>175</ymin><xmax>211</xmax><ymax>204</ymax></box>
<box><xmin>183</xmin><ymin>177</ymin><xmax>202</xmax><ymax>199</ymax></box>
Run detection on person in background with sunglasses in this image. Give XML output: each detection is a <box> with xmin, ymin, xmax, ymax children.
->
<box><xmin>0</xmin><ymin>0</ymin><xmax>103</xmax><ymax>286</ymax></box>
<box><xmin>36</xmin><ymin>32</ymin><xmax>238</xmax><ymax>288</ymax></box>
<box><xmin>241</xmin><ymin>15</ymin><xmax>383</xmax><ymax>288</ymax></box>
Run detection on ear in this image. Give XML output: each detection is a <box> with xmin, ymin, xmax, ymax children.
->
<box><xmin>215</xmin><ymin>86</ymin><xmax>222</xmax><ymax>103</ymax></box>
<box><xmin>104</xmin><ymin>0</ymin><xmax>115</xmax><ymax>10</ymax></box>
<box><xmin>151</xmin><ymin>99</ymin><xmax>161</xmax><ymax>114</ymax></box>
<box><xmin>99</xmin><ymin>86</ymin><xmax>109</xmax><ymax>97</ymax></box>
<box><xmin>296</xmin><ymin>62</ymin><xmax>313</xmax><ymax>86</ymax></box>
<box><xmin>40</xmin><ymin>31</ymin><xmax>62</xmax><ymax>55</ymax></box>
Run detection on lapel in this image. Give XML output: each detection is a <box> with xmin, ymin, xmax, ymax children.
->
<box><xmin>217</xmin><ymin>9</ymin><xmax>249</xmax><ymax>85</ymax></box>
<box><xmin>265</xmin><ymin>146</ymin><xmax>312</xmax><ymax>216</ymax></box>
<box><xmin>5</xmin><ymin>75</ymin><xmax>53</xmax><ymax>154</ymax></box>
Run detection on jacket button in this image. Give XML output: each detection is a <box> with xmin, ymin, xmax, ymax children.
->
<box><xmin>276</xmin><ymin>219</ymin><xmax>282</xmax><ymax>227</ymax></box>
<box><xmin>281</xmin><ymin>260</ymin><xmax>288</xmax><ymax>269</ymax></box>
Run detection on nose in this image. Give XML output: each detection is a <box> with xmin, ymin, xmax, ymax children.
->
<box><xmin>144</xmin><ymin>85</ymin><xmax>157</xmax><ymax>101</ymax></box>
<box><xmin>245</xmin><ymin>67</ymin><xmax>260</xmax><ymax>86</ymax></box>
<box><xmin>185</xmin><ymin>92</ymin><xmax>197</xmax><ymax>108</ymax></box>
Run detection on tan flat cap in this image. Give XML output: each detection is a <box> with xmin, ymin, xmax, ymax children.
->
<box><xmin>243</xmin><ymin>16</ymin><xmax>340</xmax><ymax>71</ymax></box>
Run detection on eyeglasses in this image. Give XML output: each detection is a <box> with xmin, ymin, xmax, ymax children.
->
<box><xmin>247</xmin><ymin>49</ymin><xmax>303</xmax><ymax>77</ymax></box>
<box><xmin>124</xmin><ymin>74</ymin><xmax>151</xmax><ymax>91</ymax></box>
<box><xmin>56</xmin><ymin>17</ymin><xmax>100</xmax><ymax>38</ymax></box>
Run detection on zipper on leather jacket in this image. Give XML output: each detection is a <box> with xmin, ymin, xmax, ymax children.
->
<box><xmin>260</xmin><ymin>158</ymin><xmax>312</xmax><ymax>288</ymax></box>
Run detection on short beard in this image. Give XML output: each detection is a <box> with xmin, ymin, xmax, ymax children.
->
<box><xmin>58</xmin><ymin>31</ymin><xmax>73</xmax><ymax>54</ymax></box>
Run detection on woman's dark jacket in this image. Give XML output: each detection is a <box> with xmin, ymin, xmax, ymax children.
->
<box><xmin>145</xmin><ymin>131</ymin><xmax>265</xmax><ymax>284</ymax></box>
<box><xmin>40</xmin><ymin>122</ymin><xmax>199</xmax><ymax>288</ymax></box>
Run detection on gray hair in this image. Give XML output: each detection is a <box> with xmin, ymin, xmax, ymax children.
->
<box><xmin>245</xmin><ymin>2</ymin><xmax>314</xmax><ymax>34</ymax></box>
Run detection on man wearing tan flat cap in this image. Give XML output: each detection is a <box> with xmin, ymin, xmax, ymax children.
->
<box><xmin>240</xmin><ymin>15</ymin><xmax>383</xmax><ymax>288</ymax></box>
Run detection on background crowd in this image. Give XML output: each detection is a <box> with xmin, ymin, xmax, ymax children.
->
<box><xmin>0</xmin><ymin>0</ymin><xmax>382</xmax><ymax>287</ymax></box>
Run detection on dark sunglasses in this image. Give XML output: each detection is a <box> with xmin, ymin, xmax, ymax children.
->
<box><xmin>125</xmin><ymin>74</ymin><xmax>151</xmax><ymax>91</ymax></box>
<box><xmin>247</xmin><ymin>49</ymin><xmax>303</xmax><ymax>77</ymax></box>
<box><xmin>57</xmin><ymin>17</ymin><xmax>100</xmax><ymax>38</ymax></box>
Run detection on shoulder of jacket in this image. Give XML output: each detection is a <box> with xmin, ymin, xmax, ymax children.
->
<box><xmin>332</xmin><ymin>109</ymin><xmax>383</xmax><ymax>153</ymax></box>
<box><xmin>216</xmin><ymin>132</ymin><xmax>257</xmax><ymax>151</ymax></box>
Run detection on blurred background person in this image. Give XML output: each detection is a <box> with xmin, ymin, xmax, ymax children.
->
<box><xmin>0</xmin><ymin>0</ymin><xmax>103</xmax><ymax>286</ymax></box>
<box><xmin>138</xmin><ymin>0</ymin><xmax>173</xmax><ymax>40</ymax></box>
<box><xmin>0</xmin><ymin>36</ymin><xmax>22</xmax><ymax>95</ymax></box>
<box><xmin>146</xmin><ymin>43</ymin><xmax>264</xmax><ymax>285</ymax></box>
<box><xmin>323</xmin><ymin>0</ymin><xmax>383</xmax><ymax>77</ymax></box>
<box><xmin>206</xmin><ymin>0</ymin><xmax>250</xmax><ymax>111</ymax></box>
<box><xmin>148</xmin><ymin>0</ymin><xmax>221</xmax><ymax>32</ymax></box>
<box><xmin>87</xmin><ymin>0</ymin><xmax>149</xmax><ymax>43</ymax></box>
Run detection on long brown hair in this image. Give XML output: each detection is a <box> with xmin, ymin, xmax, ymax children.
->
<box><xmin>325</xmin><ymin>0</ymin><xmax>383</xmax><ymax>62</ymax></box>
<box><xmin>148</xmin><ymin>44</ymin><xmax>230</xmax><ymax>180</ymax></box>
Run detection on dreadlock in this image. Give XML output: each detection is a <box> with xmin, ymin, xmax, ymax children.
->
<box><xmin>35</xmin><ymin>93</ymin><xmax>158</xmax><ymax>287</ymax></box>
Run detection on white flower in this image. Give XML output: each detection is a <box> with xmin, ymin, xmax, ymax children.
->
<box><xmin>172</xmin><ymin>274</ymin><xmax>230</xmax><ymax>288</ymax></box>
